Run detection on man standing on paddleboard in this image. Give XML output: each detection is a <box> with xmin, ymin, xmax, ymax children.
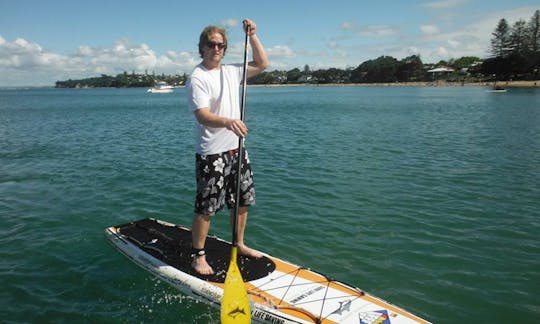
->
<box><xmin>186</xmin><ymin>19</ymin><xmax>268</xmax><ymax>275</ymax></box>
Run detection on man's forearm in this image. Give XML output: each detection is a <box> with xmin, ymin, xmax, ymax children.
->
<box><xmin>248</xmin><ymin>34</ymin><xmax>269</xmax><ymax>76</ymax></box>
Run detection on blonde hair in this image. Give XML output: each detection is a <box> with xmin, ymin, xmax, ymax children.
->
<box><xmin>198</xmin><ymin>25</ymin><xmax>228</xmax><ymax>58</ymax></box>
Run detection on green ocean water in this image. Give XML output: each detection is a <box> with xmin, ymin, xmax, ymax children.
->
<box><xmin>1</xmin><ymin>86</ymin><xmax>539</xmax><ymax>323</ymax></box>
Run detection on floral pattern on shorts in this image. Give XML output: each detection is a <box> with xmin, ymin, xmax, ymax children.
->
<box><xmin>194</xmin><ymin>149</ymin><xmax>255</xmax><ymax>215</ymax></box>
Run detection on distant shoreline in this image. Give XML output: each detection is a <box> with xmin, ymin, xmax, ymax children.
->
<box><xmin>252</xmin><ymin>80</ymin><xmax>540</xmax><ymax>88</ymax></box>
<box><xmin>3</xmin><ymin>80</ymin><xmax>539</xmax><ymax>90</ymax></box>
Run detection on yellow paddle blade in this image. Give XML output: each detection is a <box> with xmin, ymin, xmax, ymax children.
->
<box><xmin>221</xmin><ymin>247</ymin><xmax>251</xmax><ymax>324</ymax></box>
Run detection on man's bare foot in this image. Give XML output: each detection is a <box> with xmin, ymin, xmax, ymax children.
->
<box><xmin>238</xmin><ymin>244</ymin><xmax>263</xmax><ymax>259</ymax></box>
<box><xmin>191</xmin><ymin>256</ymin><xmax>214</xmax><ymax>275</ymax></box>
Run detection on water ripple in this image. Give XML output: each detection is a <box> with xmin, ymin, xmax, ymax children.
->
<box><xmin>1</xmin><ymin>87</ymin><xmax>539</xmax><ymax>323</ymax></box>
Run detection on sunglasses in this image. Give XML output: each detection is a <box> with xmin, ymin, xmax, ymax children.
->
<box><xmin>206</xmin><ymin>41</ymin><xmax>226</xmax><ymax>50</ymax></box>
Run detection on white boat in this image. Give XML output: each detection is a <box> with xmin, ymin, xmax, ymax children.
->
<box><xmin>147</xmin><ymin>81</ymin><xmax>174</xmax><ymax>93</ymax></box>
<box><xmin>486</xmin><ymin>81</ymin><xmax>507</xmax><ymax>93</ymax></box>
<box><xmin>486</xmin><ymin>86</ymin><xmax>507</xmax><ymax>93</ymax></box>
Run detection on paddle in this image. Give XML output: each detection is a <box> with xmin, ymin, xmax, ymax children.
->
<box><xmin>220</xmin><ymin>21</ymin><xmax>251</xmax><ymax>324</ymax></box>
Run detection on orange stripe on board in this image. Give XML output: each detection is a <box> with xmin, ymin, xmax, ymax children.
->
<box><xmin>252</xmin><ymin>255</ymin><xmax>428</xmax><ymax>324</ymax></box>
<box><xmin>207</xmin><ymin>254</ymin><xmax>429</xmax><ymax>323</ymax></box>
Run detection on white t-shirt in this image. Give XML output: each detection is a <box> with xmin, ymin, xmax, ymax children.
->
<box><xmin>187</xmin><ymin>63</ymin><xmax>243</xmax><ymax>155</ymax></box>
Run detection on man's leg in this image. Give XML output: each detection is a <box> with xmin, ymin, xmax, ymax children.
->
<box><xmin>231</xmin><ymin>207</ymin><xmax>262</xmax><ymax>258</ymax></box>
<box><xmin>191</xmin><ymin>213</ymin><xmax>214</xmax><ymax>275</ymax></box>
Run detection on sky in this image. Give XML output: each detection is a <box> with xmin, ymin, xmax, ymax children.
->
<box><xmin>0</xmin><ymin>0</ymin><xmax>538</xmax><ymax>87</ymax></box>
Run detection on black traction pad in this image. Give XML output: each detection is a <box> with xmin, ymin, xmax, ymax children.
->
<box><xmin>116</xmin><ymin>218</ymin><xmax>276</xmax><ymax>283</ymax></box>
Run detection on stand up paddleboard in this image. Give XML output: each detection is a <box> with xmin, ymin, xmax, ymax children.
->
<box><xmin>105</xmin><ymin>218</ymin><xmax>430</xmax><ymax>324</ymax></box>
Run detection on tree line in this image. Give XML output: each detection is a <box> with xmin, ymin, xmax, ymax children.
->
<box><xmin>56</xmin><ymin>9</ymin><xmax>539</xmax><ymax>88</ymax></box>
<box><xmin>484</xmin><ymin>10</ymin><xmax>540</xmax><ymax>80</ymax></box>
<box><xmin>55</xmin><ymin>71</ymin><xmax>186</xmax><ymax>88</ymax></box>
<box><xmin>251</xmin><ymin>55</ymin><xmax>482</xmax><ymax>85</ymax></box>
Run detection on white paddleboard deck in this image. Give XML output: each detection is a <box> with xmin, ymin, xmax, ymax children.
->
<box><xmin>105</xmin><ymin>218</ymin><xmax>430</xmax><ymax>324</ymax></box>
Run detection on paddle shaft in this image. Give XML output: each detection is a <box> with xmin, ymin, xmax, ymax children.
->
<box><xmin>232</xmin><ymin>24</ymin><xmax>250</xmax><ymax>247</ymax></box>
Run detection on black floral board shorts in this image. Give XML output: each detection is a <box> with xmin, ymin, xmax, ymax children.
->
<box><xmin>194</xmin><ymin>149</ymin><xmax>255</xmax><ymax>216</ymax></box>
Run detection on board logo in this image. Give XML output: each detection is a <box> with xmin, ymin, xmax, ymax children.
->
<box><xmin>289</xmin><ymin>285</ymin><xmax>324</xmax><ymax>304</ymax></box>
<box><xmin>359</xmin><ymin>309</ymin><xmax>390</xmax><ymax>324</ymax></box>
<box><xmin>252</xmin><ymin>310</ymin><xmax>285</xmax><ymax>324</ymax></box>
<box><xmin>227</xmin><ymin>306</ymin><xmax>247</xmax><ymax>319</ymax></box>
<box><xmin>330</xmin><ymin>299</ymin><xmax>352</xmax><ymax>316</ymax></box>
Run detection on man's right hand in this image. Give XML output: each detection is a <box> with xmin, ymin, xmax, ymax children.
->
<box><xmin>225</xmin><ymin>118</ymin><xmax>248</xmax><ymax>138</ymax></box>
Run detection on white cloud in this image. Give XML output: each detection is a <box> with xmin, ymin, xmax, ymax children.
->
<box><xmin>436</xmin><ymin>46</ymin><xmax>449</xmax><ymax>57</ymax></box>
<box><xmin>266</xmin><ymin>45</ymin><xmax>295</xmax><ymax>59</ymax></box>
<box><xmin>341</xmin><ymin>21</ymin><xmax>355</xmax><ymax>30</ymax></box>
<box><xmin>0</xmin><ymin>36</ymin><xmax>72</xmax><ymax>80</ymax></box>
<box><xmin>420</xmin><ymin>24</ymin><xmax>440</xmax><ymax>36</ymax></box>
<box><xmin>447</xmin><ymin>39</ymin><xmax>460</xmax><ymax>48</ymax></box>
<box><xmin>0</xmin><ymin>35</ymin><xmax>199</xmax><ymax>86</ymax></box>
<box><xmin>75</xmin><ymin>45</ymin><xmax>93</xmax><ymax>57</ymax></box>
<box><xmin>421</xmin><ymin>0</ymin><xmax>467</xmax><ymax>9</ymax></box>
<box><xmin>361</xmin><ymin>25</ymin><xmax>399</xmax><ymax>37</ymax></box>
<box><xmin>341</xmin><ymin>22</ymin><xmax>399</xmax><ymax>37</ymax></box>
<box><xmin>112</xmin><ymin>40</ymin><xmax>157</xmax><ymax>70</ymax></box>
<box><xmin>221</xmin><ymin>18</ymin><xmax>239</xmax><ymax>29</ymax></box>
<box><xmin>261</xmin><ymin>45</ymin><xmax>297</xmax><ymax>71</ymax></box>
